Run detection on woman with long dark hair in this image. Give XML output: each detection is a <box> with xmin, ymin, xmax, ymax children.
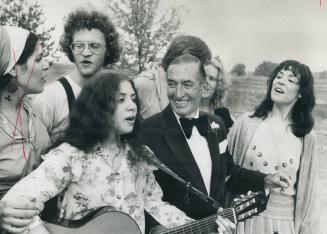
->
<box><xmin>2</xmin><ymin>72</ymin><xmax>198</xmax><ymax>234</ymax></box>
<box><xmin>0</xmin><ymin>26</ymin><xmax>50</xmax><ymax>233</ymax></box>
<box><xmin>228</xmin><ymin>60</ymin><xmax>320</xmax><ymax>234</ymax></box>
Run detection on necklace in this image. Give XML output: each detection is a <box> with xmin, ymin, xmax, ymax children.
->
<box><xmin>0</xmin><ymin>110</ymin><xmax>27</xmax><ymax>138</ymax></box>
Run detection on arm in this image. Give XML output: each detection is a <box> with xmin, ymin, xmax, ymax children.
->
<box><xmin>225</xmin><ymin>150</ymin><xmax>290</xmax><ymax>194</ymax></box>
<box><xmin>143</xmin><ymin>167</ymin><xmax>193</xmax><ymax>229</ymax></box>
<box><xmin>2</xmin><ymin>146</ymin><xmax>75</xmax><ymax>233</ymax></box>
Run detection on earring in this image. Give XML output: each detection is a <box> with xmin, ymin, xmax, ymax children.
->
<box><xmin>7</xmin><ymin>83</ymin><xmax>18</xmax><ymax>93</ymax></box>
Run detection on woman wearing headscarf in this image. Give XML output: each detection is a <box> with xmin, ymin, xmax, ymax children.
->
<box><xmin>0</xmin><ymin>26</ymin><xmax>51</xmax><ymax>233</ymax></box>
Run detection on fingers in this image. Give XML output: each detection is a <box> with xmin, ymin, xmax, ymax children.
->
<box><xmin>1</xmin><ymin>223</ymin><xmax>28</xmax><ymax>234</ymax></box>
<box><xmin>273</xmin><ymin>172</ymin><xmax>290</xmax><ymax>189</ymax></box>
<box><xmin>1</xmin><ymin>206</ymin><xmax>40</xmax><ymax>219</ymax></box>
<box><xmin>2</xmin><ymin>216</ymin><xmax>34</xmax><ymax>227</ymax></box>
<box><xmin>215</xmin><ymin>215</ymin><xmax>235</xmax><ymax>234</ymax></box>
<box><xmin>5</xmin><ymin>200</ymin><xmax>41</xmax><ymax>210</ymax></box>
<box><xmin>278</xmin><ymin>172</ymin><xmax>291</xmax><ymax>187</ymax></box>
<box><xmin>264</xmin><ymin>172</ymin><xmax>291</xmax><ymax>189</ymax></box>
<box><xmin>0</xmin><ymin>200</ymin><xmax>40</xmax><ymax>233</ymax></box>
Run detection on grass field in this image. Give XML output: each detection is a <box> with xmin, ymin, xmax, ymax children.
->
<box><xmin>226</xmin><ymin>75</ymin><xmax>327</xmax><ymax>232</ymax></box>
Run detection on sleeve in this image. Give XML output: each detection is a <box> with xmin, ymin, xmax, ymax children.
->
<box><xmin>298</xmin><ymin>133</ymin><xmax>321</xmax><ymax>234</ymax></box>
<box><xmin>140</xmin><ymin>147</ymin><xmax>193</xmax><ymax>228</ymax></box>
<box><xmin>225</xmin><ymin>150</ymin><xmax>266</xmax><ymax>194</ymax></box>
<box><xmin>143</xmin><ymin>168</ymin><xmax>194</xmax><ymax>228</ymax></box>
<box><xmin>2</xmin><ymin>145</ymin><xmax>76</xmax><ymax>205</ymax></box>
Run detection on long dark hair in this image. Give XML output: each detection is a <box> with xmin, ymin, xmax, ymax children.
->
<box><xmin>64</xmin><ymin>71</ymin><xmax>142</xmax><ymax>152</ymax></box>
<box><xmin>252</xmin><ymin>60</ymin><xmax>315</xmax><ymax>137</ymax></box>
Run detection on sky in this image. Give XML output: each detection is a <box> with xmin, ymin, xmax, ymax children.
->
<box><xmin>38</xmin><ymin>0</ymin><xmax>327</xmax><ymax>72</ymax></box>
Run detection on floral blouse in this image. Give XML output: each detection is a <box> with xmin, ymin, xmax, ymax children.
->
<box><xmin>3</xmin><ymin>143</ymin><xmax>192</xmax><ymax>233</ymax></box>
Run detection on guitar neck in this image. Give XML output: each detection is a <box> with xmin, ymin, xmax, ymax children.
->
<box><xmin>161</xmin><ymin>208</ymin><xmax>236</xmax><ymax>234</ymax></box>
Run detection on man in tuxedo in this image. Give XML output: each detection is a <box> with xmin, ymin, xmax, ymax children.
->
<box><xmin>140</xmin><ymin>54</ymin><xmax>290</xmax><ymax>233</ymax></box>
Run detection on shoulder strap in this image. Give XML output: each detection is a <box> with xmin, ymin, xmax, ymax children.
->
<box><xmin>58</xmin><ymin>77</ymin><xmax>75</xmax><ymax>112</ymax></box>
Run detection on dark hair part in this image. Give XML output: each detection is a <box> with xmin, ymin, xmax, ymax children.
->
<box><xmin>60</xmin><ymin>9</ymin><xmax>121</xmax><ymax>66</ymax></box>
<box><xmin>0</xmin><ymin>32</ymin><xmax>38</xmax><ymax>92</ymax></box>
<box><xmin>162</xmin><ymin>34</ymin><xmax>211</xmax><ymax>72</ymax></box>
<box><xmin>64</xmin><ymin>71</ymin><xmax>142</xmax><ymax>152</ymax></box>
<box><xmin>168</xmin><ymin>54</ymin><xmax>206</xmax><ymax>83</ymax></box>
<box><xmin>252</xmin><ymin>60</ymin><xmax>315</xmax><ymax>137</ymax></box>
<box><xmin>17</xmin><ymin>32</ymin><xmax>39</xmax><ymax>65</ymax></box>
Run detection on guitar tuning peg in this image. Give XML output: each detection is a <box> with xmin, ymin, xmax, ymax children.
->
<box><xmin>233</xmin><ymin>197</ymin><xmax>241</xmax><ymax>205</ymax></box>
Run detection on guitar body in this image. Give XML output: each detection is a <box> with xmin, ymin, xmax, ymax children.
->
<box><xmin>44</xmin><ymin>192</ymin><xmax>267</xmax><ymax>234</ymax></box>
<box><xmin>45</xmin><ymin>210</ymin><xmax>141</xmax><ymax>234</ymax></box>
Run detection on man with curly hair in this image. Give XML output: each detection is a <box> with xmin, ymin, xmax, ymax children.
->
<box><xmin>34</xmin><ymin>9</ymin><xmax>121</xmax><ymax>144</ymax></box>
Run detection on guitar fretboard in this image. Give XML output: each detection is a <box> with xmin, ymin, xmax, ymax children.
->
<box><xmin>160</xmin><ymin>208</ymin><xmax>235</xmax><ymax>234</ymax></box>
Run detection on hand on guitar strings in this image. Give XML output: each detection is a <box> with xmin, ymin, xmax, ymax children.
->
<box><xmin>215</xmin><ymin>208</ymin><xmax>236</xmax><ymax>234</ymax></box>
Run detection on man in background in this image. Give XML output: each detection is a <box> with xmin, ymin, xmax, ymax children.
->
<box><xmin>34</xmin><ymin>9</ymin><xmax>121</xmax><ymax>144</ymax></box>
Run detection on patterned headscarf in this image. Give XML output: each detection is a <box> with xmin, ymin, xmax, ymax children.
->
<box><xmin>0</xmin><ymin>26</ymin><xmax>30</xmax><ymax>77</ymax></box>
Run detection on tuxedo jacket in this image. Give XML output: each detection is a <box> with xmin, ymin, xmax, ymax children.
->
<box><xmin>140</xmin><ymin>105</ymin><xmax>265</xmax><ymax>220</ymax></box>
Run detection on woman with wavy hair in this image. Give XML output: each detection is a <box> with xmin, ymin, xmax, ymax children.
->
<box><xmin>228</xmin><ymin>60</ymin><xmax>320</xmax><ymax>234</ymax></box>
<box><xmin>200</xmin><ymin>58</ymin><xmax>234</xmax><ymax>130</ymax></box>
<box><xmin>2</xmin><ymin>72</ymin><xmax>199</xmax><ymax>234</ymax></box>
<box><xmin>0</xmin><ymin>26</ymin><xmax>50</xmax><ymax>233</ymax></box>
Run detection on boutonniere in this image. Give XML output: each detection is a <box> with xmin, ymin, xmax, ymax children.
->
<box><xmin>210</xmin><ymin>121</ymin><xmax>220</xmax><ymax>130</ymax></box>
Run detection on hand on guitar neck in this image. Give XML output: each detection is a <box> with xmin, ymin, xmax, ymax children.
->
<box><xmin>150</xmin><ymin>191</ymin><xmax>267</xmax><ymax>234</ymax></box>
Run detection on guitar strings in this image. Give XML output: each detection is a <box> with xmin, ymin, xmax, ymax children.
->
<box><xmin>161</xmin><ymin>203</ymin><xmax>259</xmax><ymax>234</ymax></box>
<box><xmin>161</xmin><ymin>209</ymin><xmax>235</xmax><ymax>234</ymax></box>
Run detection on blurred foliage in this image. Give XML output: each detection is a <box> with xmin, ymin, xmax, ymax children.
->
<box><xmin>104</xmin><ymin>0</ymin><xmax>181</xmax><ymax>74</ymax></box>
<box><xmin>0</xmin><ymin>0</ymin><xmax>58</xmax><ymax>62</ymax></box>
<box><xmin>254</xmin><ymin>61</ymin><xmax>278</xmax><ymax>77</ymax></box>
<box><xmin>231</xmin><ymin>63</ymin><xmax>246</xmax><ymax>76</ymax></box>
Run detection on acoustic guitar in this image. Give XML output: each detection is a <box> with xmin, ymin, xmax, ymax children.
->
<box><xmin>44</xmin><ymin>191</ymin><xmax>267</xmax><ymax>234</ymax></box>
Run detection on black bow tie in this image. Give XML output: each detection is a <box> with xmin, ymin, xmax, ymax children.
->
<box><xmin>179</xmin><ymin>116</ymin><xmax>209</xmax><ymax>139</ymax></box>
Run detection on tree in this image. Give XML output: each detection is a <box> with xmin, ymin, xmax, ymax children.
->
<box><xmin>0</xmin><ymin>0</ymin><xmax>57</xmax><ymax>62</ymax></box>
<box><xmin>254</xmin><ymin>61</ymin><xmax>278</xmax><ymax>77</ymax></box>
<box><xmin>231</xmin><ymin>63</ymin><xmax>246</xmax><ymax>76</ymax></box>
<box><xmin>104</xmin><ymin>0</ymin><xmax>181</xmax><ymax>73</ymax></box>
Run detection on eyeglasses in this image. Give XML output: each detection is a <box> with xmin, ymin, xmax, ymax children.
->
<box><xmin>70</xmin><ymin>42</ymin><xmax>103</xmax><ymax>55</ymax></box>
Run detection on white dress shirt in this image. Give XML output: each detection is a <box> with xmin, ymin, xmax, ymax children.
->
<box><xmin>173</xmin><ymin>110</ymin><xmax>212</xmax><ymax>195</ymax></box>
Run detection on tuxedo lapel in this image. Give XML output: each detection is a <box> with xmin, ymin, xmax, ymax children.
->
<box><xmin>205</xmin><ymin>117</ymin><xmax>222</xmax><ymax>198</ymax></box>
<box><xmin>161</xmin><ymin>106</ymin><xmax>207</xmax><ymax>193</ymax></box>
